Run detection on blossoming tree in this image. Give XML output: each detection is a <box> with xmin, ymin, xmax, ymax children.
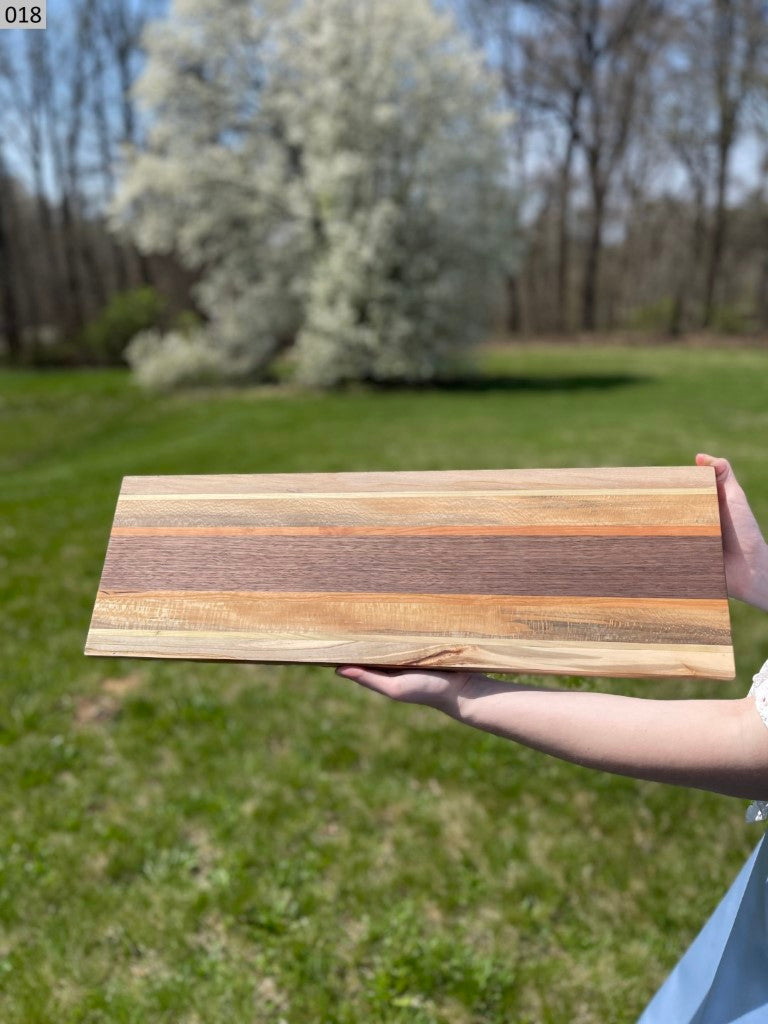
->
<box><xmin>117</xmin><ymin>0</ymin><xmax>517</xmax><ymax>387</ymax></box>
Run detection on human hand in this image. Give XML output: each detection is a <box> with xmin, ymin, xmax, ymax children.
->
<box><xmin>696</xmin><ymin>453</ymin><xmax>768</xmax><ymax>607</ymax></box>
<box><xmin>334</xmin><ymin>665</ymin><xmax>477</xmax><ymax>715</ymax></box>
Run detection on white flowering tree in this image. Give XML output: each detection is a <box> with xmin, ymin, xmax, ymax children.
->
<box><xmin>117</xmin><ymin>0</ymin><xmax>516</xmax><ymax>388</ymax></box>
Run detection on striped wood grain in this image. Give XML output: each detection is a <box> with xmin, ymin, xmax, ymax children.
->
<box><xmin>85</xmin><ymin>467</ymin><xmax>734</xmax><ymax>679</ymax></box>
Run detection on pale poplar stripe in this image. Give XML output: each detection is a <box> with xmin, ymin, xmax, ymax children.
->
<box><xmin>84</xmin><ymin>629</ymin><xmax>736</xmax><ymax>679</ymax></box>
<box><xmin>118</xmin><ymin>487</ymin><xmax>715</xmax><ymax>501</ymax></box>
<box><xmin>85</xmin><ymin>628</ymin><xmax>731</xmax><ymax>655</ymax></box>
<box><xmin>109</xmin><ymin>524</ymin><xmax>721</xmax><ymax>537</ymax></box>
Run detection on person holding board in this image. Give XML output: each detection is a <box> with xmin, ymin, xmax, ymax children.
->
<box><xmin>336</xmin><ymin>453</ymin><xmax>768</xmax><ymax>1022</ymax></box>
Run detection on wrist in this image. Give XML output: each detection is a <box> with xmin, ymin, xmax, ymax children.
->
<box><xmin>435</xmin><ymin>671</ymin><xmax>489</xmax><ymax>720</ymax></box>
<box><xmin>453</xmin><ymin>672</ymin><xmax>520</xmax><ymax>725</ymax></box>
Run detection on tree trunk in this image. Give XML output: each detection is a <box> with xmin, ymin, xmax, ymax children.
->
<box><xmin>702</xmin><ymin>136</ymin><xmax>730</xmax><ymax>328</ymax></box>
<box><xmin>0</xmin><ymin>177</ymin><xmax>23</xmax><ymax>363</ymax></box>
<box><xmin>58</xmin><ymin>193</ymin><xmax>87</xmax><ymax>338</ymax></box>
<box><xmin>136</xmin><ymin>249</ymin><xmax>154</xmax><ymax>287</ymax></box>
<box><xmin>669</xmin><ymin>178</ymin><xmax>707</xmax><ymax>335</ymax></box>
<box><xmin>757</xmin><ymin>201</ymin><xmax>768</xmax><ymax>331</ymax></box>
<box><xmin>111</xmin><ymin>237</ymin><xmax>131</xmax><ymax>292</ymax></box>
<box><xmin>33</xmin><ymin>189</ymin><xmax>62</xmax><ymax>330</ymax></box>
<box><xmin>80</xmin><ymin>226</ymin><xmax>109</xmax><ymax>313</ymax></box>
<box><xmin>555</xmin><ymin>97</ymin><xmax>581</xmax><ymax>334</ymax></box>
<box><xmin>581</xmin><ymin>186</ymin><xmax>605</xmax><ymax>332</ymax></box>
<box><xmin>667</xmin><ymin>291</ymin><xmax>684</xmax><ymax>337</ymax></box>
<box><xmin>505</xmin><ymin>273</ymin><xmax>521</xmax><ymax>333</ymax></box>
<box><xmin>555</xmin><ymin>153</ymin><xmax>573</xmax><ymax>333</ymax></box>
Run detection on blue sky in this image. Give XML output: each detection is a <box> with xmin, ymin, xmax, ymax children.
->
<box><xmin>5</xmin><ymin>0</ymin><xmax>764</xmax><ymax>203</ymax></box>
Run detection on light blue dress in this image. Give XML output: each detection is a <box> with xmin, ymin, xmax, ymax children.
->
<box><xmin>637</xmin><ymin>661</ymin><xmax>768</xmax><ymax>1024</ymax></box>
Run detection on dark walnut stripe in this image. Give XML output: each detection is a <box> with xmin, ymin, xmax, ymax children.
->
<box><xmin>99</xmin><ymin>534</ymin><xmax>726</xmax><ymax>599</ymax></box>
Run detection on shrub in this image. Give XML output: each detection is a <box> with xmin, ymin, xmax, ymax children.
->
<box><xmin>78</xmin><ymin>287</ymin><xmax>167</xmax><ymax>364</ymax></box>
<box><xmin>625</xmin><ymin>297</ymin><xmax>677</xmax><ymax>333</ymax></box>
<box><xmin>124</xmin><ymin>327</ymin><xmax>262</xmax><ymax>391</ymax></box>
<box><xmin>710</xmin><ymin>303</ymin><xmax>752</xmax><ymax>335</ymax></box>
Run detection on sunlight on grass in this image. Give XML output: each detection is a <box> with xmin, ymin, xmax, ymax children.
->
<box><xmin>2</xmin><ymin>343</ymin><xmax>768</xmax><ymax>1022</ymax></box>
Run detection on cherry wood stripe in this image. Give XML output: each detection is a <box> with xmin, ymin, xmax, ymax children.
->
<box><xmin>84</xmin><ymin>628</ymin><xmax>736</xmax><ymax>680</ymax></box>
<box><xmin>90</xmin><ymin>591</ymin><xmax>732</xmax><ymax>646</ymax></box>
<box><xmin>110</xmin><ymin>524</ymin><xmax>720</xmax><ymax>538</ymax></box>
<box><xmin>98</xmin><ymin>534</ymin><xmax>726</xmax><ymax>599</ymax></box>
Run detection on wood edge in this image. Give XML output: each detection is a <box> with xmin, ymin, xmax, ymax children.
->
<box><xmin>91</xmin><ymin>589</ymin><xmax>732</xmax><ymax>608</ymax></box>
<box><xmin>81</xmin><ymin>650</ymin><xmax>736</xmax><ymax>681</ymax></box>
<box><xmin>720</xmin><ymin>647</ymin><xmax>736</xmax><ymax>681</ymax></box>
<box><xmin>85</xmin><ymin>475</ymin><xmax>136</xmax><ymax>641</ymax></box>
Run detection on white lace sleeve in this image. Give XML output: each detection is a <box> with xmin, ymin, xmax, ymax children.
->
<box><xmin>745</xmin><ymin>658</ymin><xmax>768</xmax><ymax>823</ymax></box>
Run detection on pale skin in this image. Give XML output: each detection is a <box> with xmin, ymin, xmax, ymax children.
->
<box><xmin>336</xmin><ymin>455</ymin><xmax>768</xmax><ymax>802</ymax></box>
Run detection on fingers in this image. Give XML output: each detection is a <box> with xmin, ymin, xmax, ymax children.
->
<box><xmin>335</xmin><ymin>665</ymin><xmax>402</xmax><ymax>699</ymax></box>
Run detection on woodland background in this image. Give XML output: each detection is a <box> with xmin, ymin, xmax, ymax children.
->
<box><xmin>2</xmin><ymin>0</ymin><xmax>768</xmax><ymax>371</ymax></box>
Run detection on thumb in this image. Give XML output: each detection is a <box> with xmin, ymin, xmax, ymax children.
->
<box><xmin>696</xmin><ymin>452</ymin><xmax>734</xmax><ymax>485</ymax></box>
<box><xmin>696</xmin><ymin>453</ymin><xmax>750</xmax><ymax>544</ymax></box>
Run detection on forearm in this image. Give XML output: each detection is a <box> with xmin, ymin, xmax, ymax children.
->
<box><xmin>450</xmin><ymin>676</ymin><xmax>768</xmax><ymax>801</ymax></box>
<box><xmin>737</xmin><ymin>541</ymin><xmax>768</xmax><ymax>611</ymax></box>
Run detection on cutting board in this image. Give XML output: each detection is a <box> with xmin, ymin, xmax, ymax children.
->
<box><xmin>84</xmin><ymin>466</ymin><xmax>734</xmax><ymax>679</ymax></box>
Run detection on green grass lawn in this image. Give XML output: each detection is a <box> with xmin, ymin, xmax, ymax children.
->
<box><xmin>3</xmin><ymin>342</ymin><xmax>768</xmax><ymax>1023</ymax></box>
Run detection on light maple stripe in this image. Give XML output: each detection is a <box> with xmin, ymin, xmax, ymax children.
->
<box><xmin>117</xmin><ymin>466</ymin><xmax>717</xmax><ymax>495</ymax></box>
<box><xmin>90</xmin><ymin>590</ymin><xmax>732</xmax><ymax>645</ymax></box>
<box><xmin>113</xmin><ymin>493</ymin><xmax>719</xmax><ymax>530</ymax></box>
<box><xmin>85</xmin><ymin>628</ymin><xmax>730</xmax><ymax>654</ymax></box>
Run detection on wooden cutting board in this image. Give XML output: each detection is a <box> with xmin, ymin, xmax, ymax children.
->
<box><xmin>84</xmin><ymin>467</ymin><xmax>734</xmax><ymax>679</ymax></box>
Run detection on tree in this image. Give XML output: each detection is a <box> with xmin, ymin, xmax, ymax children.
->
<box><xmin>116</xmin><ymin>0</ymin><xmax>516</xmax><ymax>387</ymax></box>
<box><xmin>701</xmin><ymin>0</ymin><xmax>766</xmax><ymax>327</ymax></box>
<box><xmin>0</xmin><ymin>0</ymin><xmax>166</xmax><ymax>361</ymax></box>
<box><xmin>0</xmin><ymin>143</ymin><xmax>22</xmax><ymax>362</ymax></box>
<box><xmin>459</xmin><ymin>0</ymin><xmax>668</xmax><ymax>333</ymax></box>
